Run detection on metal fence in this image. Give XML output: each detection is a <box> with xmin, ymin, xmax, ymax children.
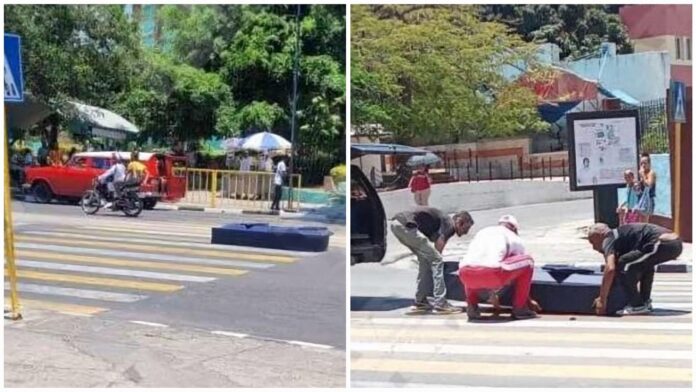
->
<box><xmin>293</xmin><ymin>148</ymin><xmax>341</xmax><ymax>187</ymax></box>
<box><xmin>635</xmin><ymin>98</ymin><xmax>669</xmax><ymax>154</ymax></box>
<box><xmin>436</xmin><ymin>150</ymin><xmax>570</xmax><ymax>183</ymax></box>
<box><xmin>174</xmin><ymin>168</ymin><xmax>302</xmax><ymax>210</ymax></box>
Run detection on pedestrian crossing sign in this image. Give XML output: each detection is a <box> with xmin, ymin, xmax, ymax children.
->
<box><xmin>4</xmin><ymin>33</ymin><xmax>24</xmax><ymax>103</ymax></box>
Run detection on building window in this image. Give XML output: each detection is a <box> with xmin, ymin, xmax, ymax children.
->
<box><xmin>675</xmin><ymin>37</ymin><xmax>682</xmax><ymax>60</ymax></box>
<box><xmin>687</xmin><ymin>38</ymin><xmax>692</xmax><ymax>61</ymax></box>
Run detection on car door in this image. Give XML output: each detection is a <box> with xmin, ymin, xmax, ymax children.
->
<box><xmin>63</xmin><ymin>157</ymin><xmax>97</xmax><ymax>197</ymax></box>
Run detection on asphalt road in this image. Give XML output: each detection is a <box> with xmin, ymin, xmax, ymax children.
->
<box><xmin>7</xmin><ymin>200</ymin><xmax>346</xmax><ymax>348</ymax></box>
<box><xmin>351</xmin><ymin>199</ymin><xmax>693</xmax><ymax>388</ymax></box>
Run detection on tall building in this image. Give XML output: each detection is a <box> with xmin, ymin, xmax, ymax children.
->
<box><xmin>619</xmin><ymin>4</ymin><xmax>692</xmax><ymax>86</ymax></box>
<box><xmin>124</xmin><ymin>4</ymin><xmax>161</xmax><ymax>47</ymax></box>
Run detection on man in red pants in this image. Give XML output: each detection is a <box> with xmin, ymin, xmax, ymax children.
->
<box><xmin>458</xmin><ymin>215</ymin><xmax>537</xmax><ymax>321</ymax></box>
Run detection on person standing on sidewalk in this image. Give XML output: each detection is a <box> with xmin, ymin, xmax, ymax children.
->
<box><xmin>390</xmin><ymin>207</ymin><xmax>474</xmax><ymax>314</ymax></box>
<box><xmin>270</xmin><ymin>156</ymin><xmax>287</xmax><ymax>211</ymax></box>
<box><xmin>587</xmin><ymin>222</ymin><xmax>682</xmax><ymax>316</ymax></box>
<box><xmin>408</xmin><ymin>165</ymin><xmax>432</xmax><ymax>206</ymax></box>
<box><xmin>638</xmin><ymin>153</ymin><xmax>657</xmax><ymax>222</ymax></box>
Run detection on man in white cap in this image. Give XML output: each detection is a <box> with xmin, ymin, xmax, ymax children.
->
<box><xmin>458</xmin><ymin>215</ymin><xmax>538</xmax><ymax>320</ymax></box>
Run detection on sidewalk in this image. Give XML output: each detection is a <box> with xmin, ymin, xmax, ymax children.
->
<box><xmin>383</xmin><ymin>219</ymin><xmax>692</xmax><ymax>272</ymax></box>
<box><xmin>4</xmin><ymin>310</ymin><xmax>345</xmax><ymax>388</ymax></box>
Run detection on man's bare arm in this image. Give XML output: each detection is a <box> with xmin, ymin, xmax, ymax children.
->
<box><xmin>596</xmin><ymin>254</ymin><xmax>616</xmax><ymax>315</ymax></box>
<box><xmin>434</xmin><ymin>237</ymin><xmax>446</xmax><ymax>254</ymax></box>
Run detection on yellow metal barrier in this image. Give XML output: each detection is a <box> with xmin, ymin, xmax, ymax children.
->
<box><xmin>4</xmin><ymin>116</ymin><xmax>22</xmax><ymax>320</ymax></box>
<box><xmin>174</xmin><ymin>168</ymin><xmax>302</xmax><ymax>211</ymax></box>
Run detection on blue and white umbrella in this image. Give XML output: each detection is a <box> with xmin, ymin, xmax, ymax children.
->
<box><xmin>406</xmin><ymin>152</ymin><xmax>441</xmax><ymax>167</ymax></box>
<box><xmin>241</xmin><ymin>132</ymin><xmax>292</xmax><ymax>152</ymax></box>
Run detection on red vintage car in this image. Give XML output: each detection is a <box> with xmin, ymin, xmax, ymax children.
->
<box><xmin>23</xmin><ymin>151</ymin><xmax>187</xmax><ymax>209</ymax></box>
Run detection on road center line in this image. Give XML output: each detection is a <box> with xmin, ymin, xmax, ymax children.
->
<box><xmin>129</xmin><ymin>321</ymin><xmax>168</xmax><ymax>328</ymax></box>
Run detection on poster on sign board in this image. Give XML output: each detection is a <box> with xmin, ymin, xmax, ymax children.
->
<box><xmin>567</xmin><ymin>110</ymin><xmax>640</xmax><ymax>191</ymax></box>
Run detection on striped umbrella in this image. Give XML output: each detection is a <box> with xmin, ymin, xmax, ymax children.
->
<box><xmin>240</xmin><ymin>132</ymin><xmax>292</xmax><ymax>152</ymax></box>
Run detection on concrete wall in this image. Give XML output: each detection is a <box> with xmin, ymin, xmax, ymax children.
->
<box><xmin>567</xmin><ymin>51</ymin><xmax>671</xmax><ymax>102</ymax></box>
<box><xmin>379</xmin><ymin>179</ymin><xmax>592</xmax><ymax>217</ymax></box>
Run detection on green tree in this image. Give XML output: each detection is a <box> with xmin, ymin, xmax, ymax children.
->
<box><xmin>4</xmin><ymin>5</ymin><xmax>141</xmax><ymax>144</ymax></box>
<box><xmin>352</xmin><ymin>5</ymin><xmax>549</xmax><ymax>145</ymax></box>
<box><xmin>115</xmin><ymin>52</ymin><xmax>233</xmax><ymax>142</ymax></box>
<box><xmin>479</xmin><ymin>5</ymin><xmax>633</xmax><ymax>60</ymax></box>
<box><xmin>157</xmin><ymin>5</ymin><xmax>345</xmax><ymax>156</ymax></box>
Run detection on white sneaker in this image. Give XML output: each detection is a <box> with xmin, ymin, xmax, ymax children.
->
<box><xmin>104</xmin><ymin>202</ymin><xmax>112</xmax><ymax>209</ymax></box>
<box><xmin>619</xmin><ymin>305</ymin><xmax>650</xmax><ymax>315</ymax></box>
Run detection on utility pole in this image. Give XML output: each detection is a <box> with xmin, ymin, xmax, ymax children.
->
<box><xmin>287</xmin><ymin>4</ymin><xmax>301</xmax><ymax>211</ymax></box>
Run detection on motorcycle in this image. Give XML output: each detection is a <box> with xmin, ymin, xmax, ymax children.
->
<box><xmin>80</xmin><ymin>178</ymin><xmax>144</xmax><ymax>217</ymax></box>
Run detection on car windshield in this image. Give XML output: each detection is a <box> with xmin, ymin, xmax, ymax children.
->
<box><xmin>68</xmin><ymin>157</ymin><xmax>88</xmax><ymax>167</ymax></box>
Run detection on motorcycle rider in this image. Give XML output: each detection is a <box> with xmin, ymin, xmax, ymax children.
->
<box><xmin>97</xmin><ymin>153</ymin><xmax>126</xmax><ymax>209</ymax></box>
<box><xmin>126</xmin><ymin>150</ymin><xmax>149</xmax><ymax>186</ymax></box>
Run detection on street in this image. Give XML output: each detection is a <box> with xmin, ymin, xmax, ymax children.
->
<box><xmin>351</xmin><ymin>199</ymin><xmax>692</xmax><ymax>388</ymax></box>
<box><xmin>5</xmin><ymin>201</ymin><xmax>346</xmax><ymax>387</ymax></box>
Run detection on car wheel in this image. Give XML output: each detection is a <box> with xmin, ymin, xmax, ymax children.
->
<box><xmin>32</xmin><ymin>181</ymin><xmax>53</xmax><ymax>204</ymax></box>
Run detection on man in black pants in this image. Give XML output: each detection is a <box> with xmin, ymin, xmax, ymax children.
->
<box><xmin>270</xmin><ymin>156</ymin><xmax>286</xmax><ymax>211</ymax></box>
<box><xmin>587</xmin><ymin>222</ymin><xmax>683</xmax><ymax>315</ymax></box>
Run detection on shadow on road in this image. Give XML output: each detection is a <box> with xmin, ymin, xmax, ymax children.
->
<box><xmin>351</xmin><ymin>296</ymin><xmax>413</xmax><ymax>311</ymax></box>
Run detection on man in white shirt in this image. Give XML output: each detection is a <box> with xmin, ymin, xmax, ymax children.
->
<box><xmin>270</xmin><ymin>156</ymin><xmax>286</xmax><ymax>211</ymax></box>
<box><xmin>97</xmin><ymin>153</ymin><xmax>127</xmax><ymax>208</ymax></box>
<box><xmin>458</xmin><ymin>215</ymin><xmax>537</xmax><ymax>321</ymax></box>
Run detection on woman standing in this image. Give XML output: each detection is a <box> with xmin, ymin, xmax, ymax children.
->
<box><xmin>638</xmin><ymin>153</ymin><xmax>657</xmax><ymax>223</ymax></box>
<box><xmin>408</xmin><ymin>165</ymin><xmax>432</xmax><ymax>206</ymax></box>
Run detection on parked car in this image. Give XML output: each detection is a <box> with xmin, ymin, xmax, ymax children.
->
<box><xmin>350</xmin><ymin>143</ymin><xmax>429</xmax><ymax>265</ymax></box>
<box><xmin>23</xmin><ymin>151</ymin><xmax>187</xmax><ymax>209</ymax></box>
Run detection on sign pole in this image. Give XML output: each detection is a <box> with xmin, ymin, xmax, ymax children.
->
<box><xmin>673</xmin><ymin>122</ymin><xmax>682</xmax><ymax>235</ymax></box>
<box><xmin>287</xmin><ymin>4</ymin><xmax>301</xmax><ymax>212</ymax></box>
<box><xmin>593</xmin><ymin>187</ymin><xmax>620</xmax><ymax>228</ymax></box>
<box><xmin>4</xmin><ymin>105</ymin><xmax>22</xmax><ymax>320</ymax></box>
<box><xmin>4</xmin><ymin>33</ymin><xmax>24</xmax><ymax>320</ymax></box>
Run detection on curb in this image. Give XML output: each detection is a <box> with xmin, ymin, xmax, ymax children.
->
<box><xmin>156</xmin><ymin>204</ymin><xmax>345</xmax><ymax>224</ymax></box>
<box><xmin>574</xmin><ymin>262</ymin><xmax>691</xmax><ymax>273</ymax></box>
<box><xmin>386</xmin><ymin>256</ymin><xmax>692</xmax><ymax>274</ymax></box>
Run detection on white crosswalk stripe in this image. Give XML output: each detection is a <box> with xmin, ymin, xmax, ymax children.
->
<box><xmin>14</xmin><ymin>243</ymin><xmax>276</xmax><ymax>269</ymax></box>
<box><xmin>5</xmin><ymin>283</ymin><xmax>147</xmax><ymax>302</ymax></box>
<box><xmin>5</xmin><ymin>221</ymin><xmax>301</xmax><ymax>316</ymax></box>
<box><xmin>351</xmin><ymin>273</ymin><xmax>693</xmax><ymax>388</ymax></box>
<box><xmin>16</xmin><ymin>260</ymin><xmax>217</xmax><ymax>283</ymax></box>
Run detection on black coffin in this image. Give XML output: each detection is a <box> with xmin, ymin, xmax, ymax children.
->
<box><xmin>211</xmin><ymin>223</ymin><xmax>331</xmax><ymax>252</ymax></box>
<box><xmin>435</xmin><ymin>263</ymin><xmax>629</xmax><ymax>315</ymax></box>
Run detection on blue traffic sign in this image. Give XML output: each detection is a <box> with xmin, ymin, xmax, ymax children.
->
<box><xmin>4</xmin><ymin>33</ymin><xmax>24</xmax><ymax>103</ymax></box>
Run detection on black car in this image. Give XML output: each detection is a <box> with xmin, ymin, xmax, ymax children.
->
<box><xmin>350</xmin><ymin>143</ymin><xmax>429</xmax><ymax>265</ymax></box>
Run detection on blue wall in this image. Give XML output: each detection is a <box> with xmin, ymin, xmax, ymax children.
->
<box><xmin>617</xmin><ymin>153</ymin><xmax>671</xmax><ymax>217</ymax></box>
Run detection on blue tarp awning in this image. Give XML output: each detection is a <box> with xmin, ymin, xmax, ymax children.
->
<box><xmin>598</xmin><ymin>86</ymin><xmax>641</xmax><ymax>106</ymax></box>
<box><xmin>538</xmin><ymin>101</ymin><xmax>581</xmax><ymax>123</ymax></box>
<box><xmin>351</xmin><ymin>143</ymin><xmax>429</xmax><ymax>158</ymax></box>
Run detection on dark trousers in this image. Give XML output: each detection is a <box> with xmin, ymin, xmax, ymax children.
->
<box><xmin>271</xmin><ymin>184</ymin><xmax>283</xmax><ymax>210</ymax></box>
<box><xmin>617</xmin><ymin>239</ymin><xmax>683</xmax><ymax>307</ymax></box>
